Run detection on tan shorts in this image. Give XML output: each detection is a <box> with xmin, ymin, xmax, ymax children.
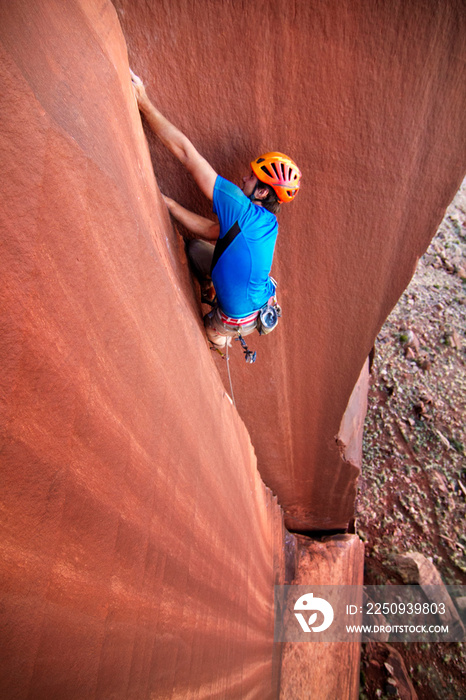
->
<box><xmin>204</xmin><ymin>307</ymin><xmax>258</xmax><ymax>349</ymax></box>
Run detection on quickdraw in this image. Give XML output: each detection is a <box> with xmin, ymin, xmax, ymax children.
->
<box><xmin>236</xmin><ymin>333</ymin><xmax>257</xmax><ymax>364</ymax></box>
<box><xmin>234</xmin><ymin>293</ymin><xmax>282</xmax><ymax>363</ymax></box>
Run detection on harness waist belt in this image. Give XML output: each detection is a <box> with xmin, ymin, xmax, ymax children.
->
<box><xmin>219</xmin><ymin>309</ymin><xmax>260</xmax><ymax>326</ymax></box>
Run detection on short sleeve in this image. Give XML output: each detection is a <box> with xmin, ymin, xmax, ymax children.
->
<box><xmin>213</xmin><ymin>176</ymin><xmax>251</xmax><ymax>238</ymax></box>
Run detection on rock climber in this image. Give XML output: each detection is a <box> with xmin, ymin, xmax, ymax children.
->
<box><xmin>130</xmin><ymin>69</ymin><xmax>301</xmax><ymax>360</ymax></box>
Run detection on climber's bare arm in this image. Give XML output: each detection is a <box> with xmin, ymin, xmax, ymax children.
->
<box><xmin>163</xmin><ymin>195</ymin><xmax>219</xmax><ymax>241</ymax></box>
<box><xmin>131</xmin><ymin>70</ymin><xmax>217</xmax><ymax>201</ymax></box>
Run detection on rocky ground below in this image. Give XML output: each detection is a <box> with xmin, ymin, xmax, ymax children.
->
<box><xmin>357</xmin><ymin>178</ymin><xmax>466</xmax><ymax>700</ymax></box>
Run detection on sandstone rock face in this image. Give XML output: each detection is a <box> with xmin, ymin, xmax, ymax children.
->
<box><xmin>279</xmin><ymin>535</ymin><xmax>365</xmax><ymax>700</ymax></box>
<box><xmin>0</xmin><ymin>2</ymin><xmax>286</xmax><ymax>697</ymax></box>
<box><xmin>113</xmin><ymin>0</ymin><xmax>466</xmax><ymax>531</ymax></box>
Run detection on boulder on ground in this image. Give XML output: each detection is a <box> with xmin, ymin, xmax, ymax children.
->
<box><xmin>394</xmin><ymin>552</ymin><xmax>465</xmax><ymax>638</ymax></box>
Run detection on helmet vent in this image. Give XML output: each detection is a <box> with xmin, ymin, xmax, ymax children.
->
<box><xmin>271</xmin><ymin>162</ymin><xmax>280</xmax><ymax>179</ymax></box>
<box><xmin>261</xmin><ymin>164</ymin><xmax>273</xmax><ymax>178</ymax></box>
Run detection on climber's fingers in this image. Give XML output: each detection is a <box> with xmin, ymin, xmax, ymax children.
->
<box><xmin>130</xmin><ymin>68</ymin><xmax>146</xmax><ymax>103</ymax></box>
<box><xmin>130</xmin><ymin>68</ymin><xmax>143</xmax><ymax>87</ymax></box>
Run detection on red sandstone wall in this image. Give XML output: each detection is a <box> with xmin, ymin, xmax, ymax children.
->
<box><xmin>0</xmin><ymin>2</ymin><xmax>286</xmax><ymax>697</ymax></box>
<box><xmin>3</xmin><ymin>0</ymin><xmax>465</xmax><ymax>695</ymax></box>
<box><xmin>114</xmin><ymin>0</ymin><xmax>466</xmax><ymax>531</ymax></box>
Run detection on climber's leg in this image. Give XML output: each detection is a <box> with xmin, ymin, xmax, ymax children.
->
<box><xmin>203</xmin><ymin>308</ymin><xmax>234</xmax><ymax>350</ymax></box>
<box><xmin>186</xmin><ymin>239</ymin><xmax>216</xmax><ymax>304</ymax></box>
<box><xmin>186</xmin><ymin>239</ymin><xmax>214</xmax><ymax>278</ymax></box>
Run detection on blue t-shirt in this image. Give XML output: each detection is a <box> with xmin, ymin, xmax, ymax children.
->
<box><xmin>211</xmin><ymin>175</ymin><xmax>278</xmax><ymax>318</ymax></box>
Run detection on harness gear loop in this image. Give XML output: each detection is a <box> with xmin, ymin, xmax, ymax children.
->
<box><xmin>256</xmin><ymin>281</ymin><xmax>282</xmax><ymax>335</ymax></box>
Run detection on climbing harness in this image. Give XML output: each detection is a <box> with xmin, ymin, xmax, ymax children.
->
<box><xmin>219</xmin><ymin>308</ymin><xmax>260</xmax><ymax>328</ymax></box>
<box><xmin>211</xmin><ymin>292</ymin><xmax>282</xmax><ymax>364</ymax></box>
<box><xmin>233</xmin><ymin>295</ymin><xmax>281</xmax><ymax>362</ymax></box>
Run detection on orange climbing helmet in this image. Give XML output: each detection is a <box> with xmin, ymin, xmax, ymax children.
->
<box><xmin>251</xmin><ymin>152</ymin><xmax>302</xmax><ymax>203</ymax></box>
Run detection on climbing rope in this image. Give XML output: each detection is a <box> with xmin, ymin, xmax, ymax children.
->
<box><xmin>211</xmin><ymin>332</ymin><xmax>255</xmax><ymax>407</ymax></box>
<box><xmin>224</xmin><ymin>339</ymin><xmax>236</xmax><ymax>406</ymax></box>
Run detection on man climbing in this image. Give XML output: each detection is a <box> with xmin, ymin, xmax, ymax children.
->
<box><xmin>130</xmin><ymin>69</ymin><xmax>301</xmax><ymax>359</ymax></box>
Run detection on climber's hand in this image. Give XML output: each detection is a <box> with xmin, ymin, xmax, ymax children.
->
<box><xmin>128</xmin><ymin>69</ymin><xmax>217</xmax><ymax>201</ymax></box>
<box><xmin>130</xmin><ymin>68</ymin><xmax>148</xmax><ymax>108</ymax></box>
<box><xmin>162</xmin><ymin>195</ymin><xmax>177</xmax><ymax>214</ymax></box>
<box><xmin>161</xmin><ymin>194</ymin><xmax>220</xmax><ymax>240</ymax></box>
